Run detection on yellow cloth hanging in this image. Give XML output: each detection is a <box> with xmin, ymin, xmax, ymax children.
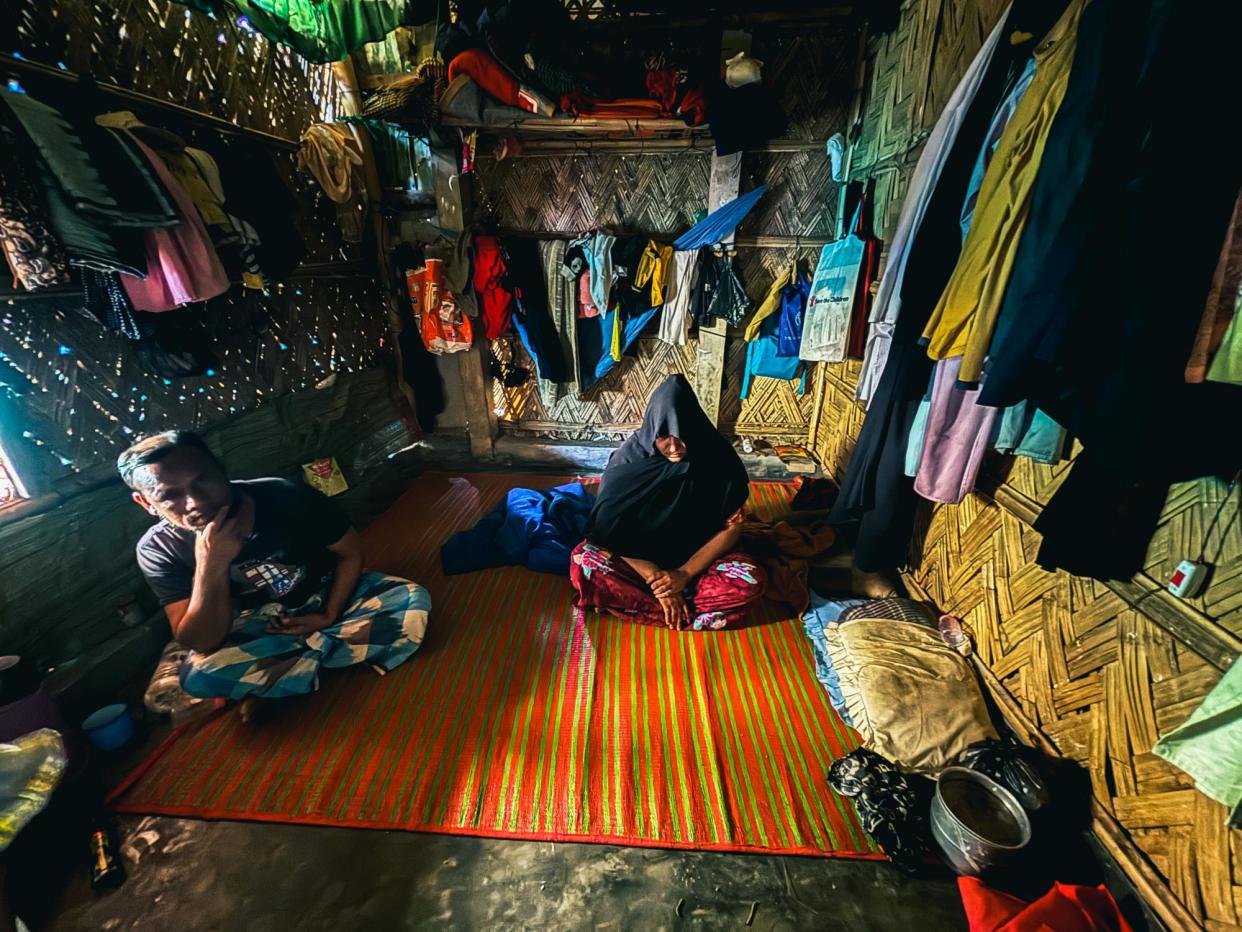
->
<box><xmin>744</xmin><ymin>267</ymin><xmax>794</xmax><ymax>341</ymax></box>
<box><xmin>157</xmin><ymin>149</ymin><xmax>230</xmax><ymax>227</ymax></box>
<box><xmin>920</xmin><ymin>0</ymin><xmax>1089</xmax><ymax>384</ymax></box>
<box><xmin>609</xmin><ymin>302</ymin><xmax>623</xmax><ymax>361</ymax></box>
<box><xmin>634</xmin><ymin>240</ymin><xmax>674</xmax><ymax>306</ymax></box>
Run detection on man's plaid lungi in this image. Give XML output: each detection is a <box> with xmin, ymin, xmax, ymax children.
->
<box><xmin>179</xmin><ymin>572</ymin><xmax>431</xmax><ymax>701</ymax></box>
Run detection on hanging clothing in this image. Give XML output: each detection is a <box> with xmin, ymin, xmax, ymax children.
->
<box><xmin>993</xmin><ymin>401</ymin><xmax>1066</xmax><ymax>464</ymax></box>
<box><xmin>222</xmin><ymin>0</ymin><xmax>431</xmax><ymax>65</ymax></box>
<box><xmin>978</xmin><ymin>0</ymin><xmax>1149</xmax><ymax>409</ymax></box>
<box><xmin>743</xmin><ymin>267</ymin><xmax>792</xmax><ymax>341</ymax></box>
<box><xmin>0</xmin><ymin>116</ymin><xmax>69</xmax><ymax>290</ymax></box>
<box><xmin>829</xmin><ymin>4</ymin><xmax>1046</xmax><ymax>572</ymax></box>
<box><xmin>112</xmin><ymin>132</ymin><xmax>231</xmax><ymax>311</ymax></box>
<box><xmin>2</xmin><ymin>98</ymin><xmax>144</xmax><ymax>276</ymax></box>
<box><xmin>1186</xmin><ymin>193</ymin><xmax>1242</xmax><ymax>383</ymax></box>
<box><xmin>845</xmin><ymin>189</ymin><xmax>882</xmax><ymax>361</ymax></box>
<box><xmin>209</xmin><ymin>139</ymin><xmax>306</xmax><ymax>282</ymax></box>
<box><xmin>920</xmin><ymin>0</ymin><xmax>1089</xmax><ymax>388</ymax></box>
<box><xmin>776</xmin><ymin>274</ymin><xmax>811</xmax><ymax>357</ymax></box>
<box><xmin>472</xmin><ymin>234</ymin><xmax>515</xmax><ymax>340</ymax></box>
<box><xmin>585</xmin><ymin>374</ymin><xmax>750</xmax><ymax>570</ymax></box>
<box><xmin>634</xmin><ymin>240</ymin><xmax>673</xmax><ymax>307</ymax></box>
<box><xmin>672</xmin><ymin>184</ymin><xmax>768</xmax><ymax>251</ymax></box>
<box><xmin>958</xmin><ymin>58</ymin><xmax>1038</xmax><ymax>240</ymax></box>
<box><xmin>505</xmin><ymin>237</ymin><xmax>568</xmax><ymax>384</ymax></box>
<box><xmin>538</xmin><ymin>239</ymin><xmax>580</xmax><ymax>401</ymax></box>
<box><xmin>1207</xmin><ymin>311</ymin><xmax>1242</xmax><ymax>386</ymax></box>
<box><xmin>80</xmin><ymin>269</ymin><xmax>142</xmax><ymax>340</ymax></box>
<box><xmin>857</xmin><ymin>11</ymin><xmax>1010</xmax><ymax>405</ymax></box>
<box><xmin>448</xmin><ymin>48</ymin><xmax>555</xmax><ymax>116</ymax></box>
<box><xmin>692</xmin><ymin>250</ymin><xmax>748</xmax><ymax>327</ymax></box>
<box><xmin>586</xmin><ymin>231</ymin><xmax>617</xmax><ymax>314</ymax></box>
<box><xmin>297</xmin><ymin>123</ymin><xmax>365</xmax><ymax>204</ymax></box>
<box><xmin>0</xmin><ymin>89</ymin><xmax>124</xmax><ymax>225</ymax></box>
<box><xmin>656</xmin><ymin>249</ymin><xmax>698</xmax><ymax>345</ymax></box>
<box><xmin>157</xmin><ymin>148</ymin><xmax>229</xmax><ymax>227</ymax></box>
<box><xmin>911</xmin><ymin>358</ymin><xmax>1003</xmax><ymax>505</ymax></box>
<box><xmin>584</xmin><ymin>304</ymin><xmax>661</xmax><ymax>388</ymax></box>
<box><xmin>184</xmin><ymin>147</ymin><xmax>265</xmax><ymax>290</ymax></box>
<box><xmin>904</xmin><ymin>43</ymin><xmax>1043</xmax><ymax>498</ymax></box>
<box><xmin>1025</xmin><ymin>0</ymin><xmax>1242</xmax><ymax>579</ymax></box>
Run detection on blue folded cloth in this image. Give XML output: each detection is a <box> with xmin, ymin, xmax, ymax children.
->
<box><xmin>801</xmin><ymin>592</ymin><xmax>869</xmax><ymax>726</ymax></box>
<box><xmin>440</xmin><ymin>482</ymin><xmax>595</xmax><ymax>576</ymax></box>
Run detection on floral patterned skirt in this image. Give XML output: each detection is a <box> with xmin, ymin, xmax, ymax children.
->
<box><xmin>569</xmin><ymin>541</ymin><xmax>767</xmax><ymax>630</ymax></box>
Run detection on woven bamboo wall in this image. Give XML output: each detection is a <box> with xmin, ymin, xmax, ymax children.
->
<box><xmin>1</xmin><ymin>1</ymin><xmax>390</xmax><ymax>484</ymax></box>
<box><xmin>809</xmin><ymin>1</ymin><xmax>1242</xmax><ymax>927</ymax></box>
<box><xmin>480</xmin><ymin>29</ymin><xmax>852</xmax><ymax>440</ymax></box>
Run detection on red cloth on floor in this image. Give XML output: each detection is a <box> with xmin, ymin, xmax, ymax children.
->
<box><xmin>958</xmin><ymin>878</ymin><xmax>1133</xmax><ymax>932</ymax></box>
<box><xmin>448</xmin><ymin>48</ymin><xmax>545</xmax><ymax>114</ymax></box>
<box><xmin>472</xmin><ymin>234</ymin><xmax>514</xmax><ymax>340</ymax></box>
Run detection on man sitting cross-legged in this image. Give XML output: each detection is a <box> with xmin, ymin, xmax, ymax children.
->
<box><xmin>118</xmin><ymin>431</ymin><xmax>430</xmax><ymax>711</ymax></box>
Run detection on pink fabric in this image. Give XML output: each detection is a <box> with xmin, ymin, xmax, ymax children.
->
<box><xmin>118</xmin><ymin>134</ymin><xmax>230</xmax><ymax>311</ymax></box>
<box><xmin>913</xmin><ymin>356</ymin><xmax>1001</xmax><ymax>504</ymax></box>
<box><xmin>569</xmin><ymin>541</ymin><xmax>766</xmax><ymax>630</ymax></box>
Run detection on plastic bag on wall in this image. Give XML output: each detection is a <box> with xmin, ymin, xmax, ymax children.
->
<box><xmin>406</xmin><ymin>258</ymin><xmax>473</xmax><ymax>354</ymax></box>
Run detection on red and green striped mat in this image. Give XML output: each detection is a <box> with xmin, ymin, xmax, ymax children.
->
<box><xmin>109</xmin><ymin>473</ymin><xmax>879</xmax><ymax>858</ymax></box>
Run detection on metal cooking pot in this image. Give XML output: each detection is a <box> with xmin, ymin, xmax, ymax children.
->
<box><xmin>930</xmin><ymin>766</ymin><xmax>1032</xmax><ymax>875</ymax></box>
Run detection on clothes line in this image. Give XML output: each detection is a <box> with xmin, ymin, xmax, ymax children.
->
<box><xmin>0</xmin><ymin>53</ymin><xmax>300</xmax><ymax>152</ymax></box>
<box><xmin>495</xmin><ymin>228</ymin><xmax>832</xmax><ymax>249</ymax></box>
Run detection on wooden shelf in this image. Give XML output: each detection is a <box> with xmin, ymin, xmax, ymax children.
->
<box><xmin>442</xmin><ymin>115</ymin><xmax>710</xmax><ymax>142</ymax></box>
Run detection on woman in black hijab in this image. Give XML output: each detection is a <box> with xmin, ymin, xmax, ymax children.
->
<box><xmin>570</xmin><ymin>375</ymin><xmax>767</xmax><ymax>630</ymax></box>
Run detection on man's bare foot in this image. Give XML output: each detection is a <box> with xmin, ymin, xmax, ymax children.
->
<box><xmin>237</xmin><ymin>695</ymin><xmax>261</xmax><ymax>723</ymax></box>
<box><xmin>850</xmin><ymin>566</ymin><xmax>900</xmax><ymax>599</ymax></box>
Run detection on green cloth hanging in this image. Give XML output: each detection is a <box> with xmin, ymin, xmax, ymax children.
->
<box><xmin>182</xmin><ymin>0</ymin><xmax>430</xmax><ymax>63</ymax></box>
<box><xmin>1153</xmin><ymin>654</ymin><xmax>1242</xmax><ymax>824</ymax></box>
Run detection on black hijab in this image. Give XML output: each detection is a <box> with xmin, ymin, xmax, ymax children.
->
<box><xmin>586</xmin><ymin>374</ymin><xmax>749</xmax><ymax>569</ymax></box>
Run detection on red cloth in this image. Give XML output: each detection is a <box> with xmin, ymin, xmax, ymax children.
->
<box><xmin>448</xmin><ymin>48</ymin><xmax>539</xmax><ymax>113</ymax></box>
<box><xmin>958</xmin><ymin>878</ymin><xmax>1133</xmax><ymax>932</ymax></box>
<box><xmin>645</xmin><ymin>69</ymin><xmax>680</xmax><ymax>111</ymax></box>
<box><xmin>471</xmin><ymin>234</ymin><xmax>514</xmax><ymax>340</ymax></box>
<box><xmin>846</xmin><ymin>181</ymin><xmax>882</xmax><ymax>359</ymax></box>
<box><xmin>569</xmin><ymin>541</ymin><xmax>767</xmax><ymax>630</ymax></box>
<box><xmin>559</xmin><ymin>90</ymin><xmax>667</xmax><ymax>119</ymax></box>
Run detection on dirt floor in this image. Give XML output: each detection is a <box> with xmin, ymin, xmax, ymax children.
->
<box><xmin>45</xmin><ymin>815</ymin><xmax>972</xmax><ymax>931</ymax></box>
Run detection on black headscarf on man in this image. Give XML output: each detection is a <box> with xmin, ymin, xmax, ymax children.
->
<box><xmin>585</xmin><ymin>374</ymin><xmax>750</xmax><ymax>569</ymax></box>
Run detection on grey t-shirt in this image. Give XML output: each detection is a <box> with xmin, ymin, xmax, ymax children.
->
<box><xmin>136</xmin><ymin>478</ymin><xmax>352</xmax><ymax>610</ymax></box>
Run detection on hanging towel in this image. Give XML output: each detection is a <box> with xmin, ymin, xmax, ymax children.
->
<box><xmin>656</xmin><ymin>250</ymin><xmax>698</xmax><ymax>345</ymax></box>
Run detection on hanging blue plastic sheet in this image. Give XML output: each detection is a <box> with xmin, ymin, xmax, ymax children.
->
<box><xmin>672</xmin><ymin>184</ymin><xmax>768</xmax><ymax>250</ymax></box>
